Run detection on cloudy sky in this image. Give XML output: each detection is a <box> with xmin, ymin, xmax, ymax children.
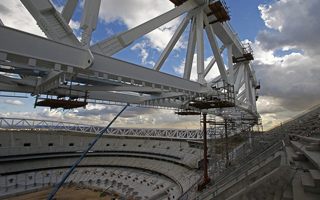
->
<box><xmin>0</xmin><ymin>0</ymin><xmax>319</xmax><ymax>130</ymax></box>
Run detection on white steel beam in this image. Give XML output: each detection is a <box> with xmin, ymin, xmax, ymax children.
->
<box><xmin>91</xmin><ymin>0</ymin><xmax>199</xmax><ymax>56</ymax></box>
<box><xmin>201</xmin><ymin>6</ymin><xmax>243</xmax><ymax>57</ymax></box>
<box><xmin>209</xmin><ymin>21</ymin><xmax>244</xmax><ymax>58</ymax></box>
<box><xmin>203</xmin><ymin>15</ymin><xmax>228</xmax><ymax>83</ymax></box>
<box><xmin>238</xmin><ymin>91</ymin><xmax>246</xmax><ymax>102</ymax></box>
<box><xmin>0</xmin><ymin>73</ymin><xmax>40</xmax><ymax>87</ymax></box>
<box><xmin>236</xmin><ymin>89</ymin><xmax>246</xmax><ymax>100</ymax></box>
<box><xmin>234</xmin><ymin>64</ymin><xmax>244</xmax><ymax>93</ymax></box>
<box><xmin>251</xmin><ymin>81</ymin><xmax>257</xmax><ymax>110</ymax></box>
<box><xmin>34</xmin><ymin>71</ymin><xmax>65</xmax><ymax>94</ymax></box>
<box><xmin>196</xmin><ymin>10</ymin><xmax>205</xmax><ymax>84</ymax></box>
<box><xmin>61</xmin><ymin>0</ymin><xmax>78</xmax><ymax>23</ymax></box>
<box><xmin>0</xmin><ymin>82</ymin><xmax>34</xmax><ymax>93</ymax></box>
<box><xmin>204</xmin><ymin>57</ymin><xmax>215</xmax><ymax>77</ymax></box>
<box><xmin>21</xmin><ymin>0</ymin><xmax>81</xmax><ymax>47</ymax></box>
<box><xmin>80</xmin><ymin>0</ymin><xmax>101</xmax><ymax>47</ymax></box>
<box><xmin>81</xmin><ymin>91</ymin><xmax>145</xmax><ymax>104</ymax></box>
<box><xmin>244</xmin><ymin>62</ymin><xmax>257</xmax><ymax>111</ymax></box>
<box><xmin>72</xmin><ymin>85</ymin><xmax>164</xmax><ymax>93</ymax></box>
<box><xmin>0</xmin><ymin>81</ymin><xmax>145</xmax><ymax>104</ymax></box>
<box><xmin>227</xmin><ymin>44</ymin><xmax>234</xmax><ymax>83</ymax></box>
<box><xmin>183</xmin><ymin>17</ymin><xmax>196</xmax><ymax>80</ymax></box>
<box><xmin>2</xmin><ymin>1</ymin><xmax>260</xmax><ymax>120</ymax></box>
<box><xmin>0</xmin><ymin>26</ymin><xmax>93</xmax><ymax>69</ymax></box>
<box><xmin>244</xmin><ymin>65</ymin><xmax>252</xmax><ymax>109</ymax></box>
<box><xmin>153</xmin><ymin>14</ymin><xmax>191</xmax><ymax>71</ymax></box>
<box><xmin>0</xmin><ymin>74</ymin><xmax>17</xmax><ymax>85</ymax></box>
<box><xmin>0</xmin><ymin>26</ymin><xmax>208</xmax><ymax>94</ymax></box>
<box><xmin>92</xmin><ymin>53</ymin><xmax>207</xmax><ymax>93</ymax></box>
<box><xmin>204</xmin><ymin>45</ymin><xmax>225</xmax><ymax>77</ymax></box>
<box><xmin>232</xmin><ymin>63</ymin><xmax>241</xmax><ymax>84</ymax></box>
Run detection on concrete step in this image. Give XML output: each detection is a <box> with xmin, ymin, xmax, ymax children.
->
<box><xmin>292</xmin><ymin>152</ymin><xmax>307</xmax><ymax>161</ymax></box>
<box><xmin>282</xmin><ymin>186</ymin><xmax>293</xmax><ymax>200</ymax></box>
<box><xmin>309</xmin><ymin>169</ymin><xmax>320</xmax><ymax>186</ymax></box>
<box><xmin>306</xmin><ymin>143</ymin><xmax>320</xmax><ymax>151</ymax></box>
<box><xmin>285</xmin><ymin>147</ymin><xmax>297</xmax><ymax>167</ymax></box>
<box><xmin>292</xmin><ymin>172</ymin><xmax>306</xmax><ymax>200</ymax></box>
<box><xmin>292</xmin><ymin>172</ymin><xmax>320</xmax><ymax>200</ymax></box>
<box><xmin>301</xmin><ymin>171</ymin><xmax>320</xmax><ymax>194</ymax></box>
<box><xmin>301</xmin><ymin>171</ymin><xmax>315</xmax><ymax>188</ymax></box>
<box><xmin>291</xmin><ymin>141</ymin><xmax>320</xmax><ymax>170</ymax></box>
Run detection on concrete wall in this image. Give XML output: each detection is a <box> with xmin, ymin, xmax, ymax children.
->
<box><xmin>0</xmin><ymin>130</ymin><xmax>201</xmax><ymax>168</ymax></box>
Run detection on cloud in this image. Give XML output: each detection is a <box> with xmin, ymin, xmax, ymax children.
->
<box><xmin>98</xmin><ymin>0</ymin><xmax>185</xmax><ymax>51</ymax></box>
<box><xmin>257</xmin><ymin>0</ymin><xmax>320</xmax><ymax>55</ymax></box>
<box><xmin>0</xmin><ymin>0</ymin><xmax>45</xmax><ymax>37</ymax></box>
<box><xmin>0</xmin><ymin>0</ymin><xmax>198</xmax><ymax>129</ymax></box>
<box><xmin>0</xmin><ymin>102</ymin><xmax>200</xmax><ymax>129</ymax></box>
<box><xmin>131</xmin><ymin>41</ymin><xmax>155</xmax><ymax>66</ymax></box>
<box><xmin>174</xmin><ymin>54</ymin><xmax>220</xmax><ymax>82</ymax></box>
<box><xmin>256</xmin><ymin>96</ymin><xmax>285</xmax><ymax>115</ymax></box>
<box><xmin>69</xmin><ymin>20</ymin><xmax>80</xmax><ymax>31</ymax></box>
<box><xmin>2</xmin><ymin>0</ymin><xmax>319</xmax><ymax>131</ymax></box>
<box><xmin>3</xmin><ymin>99</ymin><xmax>24</xmax><ymax>106</ymax></box>
<box><xmin>253</xmin><ymin>0</ymin><xmax>320</xmax><ymax>129</ymax></box>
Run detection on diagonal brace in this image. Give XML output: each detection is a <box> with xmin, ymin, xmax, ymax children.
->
<box><xmin>47</xmin><ymin>104</ymin><xmax>129</xmax><ymax>200</ymax></box>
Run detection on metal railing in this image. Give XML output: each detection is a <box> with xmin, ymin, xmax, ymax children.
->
<box><xmin>178</xmin><ymin>177</ymin><xmax>202</xmax><ymax>200</ymax></box>
<box><xmin>198</xmin><ymin>140</ymin><xmax>284</xmax><ymax>199</ymax></box>
<box><xmin>0</xmin><ymin>117</ymin><xmax>202</xmax><ymax>139</ymax></box>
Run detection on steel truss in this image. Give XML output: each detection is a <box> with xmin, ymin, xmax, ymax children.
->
<box><xmin>0</xmin><ymin>0</ymin><xmax>260</xmax><ymax>127</ymax></box>
<box><xmin>0</xmin><ymin>117</ymin><xmax>203</xmax><ymax>139</ymax></box>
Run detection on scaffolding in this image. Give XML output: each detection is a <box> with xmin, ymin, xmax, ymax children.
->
<box><xmin>188</xmin><ymin>81</ymin><xmax>235</xmax><ymax>110</ymax></box>
<box><xmin>208</xmin><ymin>0</ymin><xmax>230</xmax><ymax>23</ymax></box>
<box><xmin>232</xmin><ymin>43</ymin><xmax>254</xmax><ymax>63</ymax></box>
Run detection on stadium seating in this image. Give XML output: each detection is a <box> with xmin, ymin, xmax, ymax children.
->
<box><xmin>0</xmin><ymin>130</ymin><xmax>202</xmax><ymax>199</ymax></box>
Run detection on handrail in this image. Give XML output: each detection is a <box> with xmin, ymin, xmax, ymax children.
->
<box><xmin>265</xmin><ymin>104</ymin><xmax>320</xmax><ymax>132</ymax></box>
<box><xmin>178</xmin><ymin>177</ymin><xmax>202</xmax><ymax>200</ymax></box>
<box><xmin>219</xmin><ymin>141</ymin><xmax>281</xmax><ymax>182</ymax></box>
<box><xmin>0</xmin><ymin>117</ymin><xmax>202</xmax><ymax>139</ymax></box>
<box><xmin>289</xmin><ymin>134</ymin><xmax>320</xmax><ymax>143</ymax></box>
<box><xmin>199</xmin><ymin>140</ymin><xmax>283</xmax><ymax>199</ymax></box>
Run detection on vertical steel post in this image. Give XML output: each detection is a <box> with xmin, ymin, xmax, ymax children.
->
<box><xmin>5</xmin><ymin>175</ymin><xmax>7</xmax><ymax>192</ymax></box>
<box><xmin>34</xmin><ymin>172</ymin><xmax>36</xmax><ymax>186</ymax></box>
<box><xmin>24</xmin><ymin>173</ymin><xmax>27</xmax><ymax>189</ymax></box>
<box><xmin>203</xmin><ymin>113</ymin><xmax>209</xmax><ymax>183</ymax></box>
<box><xmin>225</xmin><ymin>119</ymin><xmax>229</xmax><ymax>167</ymax></box>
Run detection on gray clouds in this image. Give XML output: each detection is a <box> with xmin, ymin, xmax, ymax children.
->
<box><xmin>253</xmin><ymin>0</ymin><xmax>320</xmax><ymax>129</ymax></box>
<box><xmin>257</xmin><ymin>0</ymin><xmax>320</xmax><ymax>55</ymax></box>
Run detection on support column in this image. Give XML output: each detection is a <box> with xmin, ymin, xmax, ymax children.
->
<box><xmin>184</xmin><ymin>17</ymin><xmax>196</xmax><ymax>79</ymax></box>
<box><xmin>198</xmin><ymin>112</ymin><xmax>210</xmax><ymax>191</ymax></box>
<box><xmin>203</xmin><ymin>113</ymin><xmax>209</xmax><ymax>183</ymax></box>
<box><xmin>249</xmin><ymin>130</ymin><xmax>252</xmax><ymax>148</ymax></box>
<box><xmin>227</xmin><ymin>44</ymin><xmax>234</xmax><ymax>84</ymax></box>
<box><xmin>154</xmin><ymin>14</ymin><xmax>190</xmax><ymax>71</ymax></box>
<box><xmin>196</xmin><ymin>11</ymin><xmax>205</xmax><ymax>84</ymax></box>
<box><xmin>62</xmin><ymin>0</ymin><xmax>78</xmax><ymax>23</ymax></box>
<box><xmin>80</xmin><ymin>0</ymin><xmax>101</xmax><ymax>47</ymax></box>
<box><xmin>203</xmin><ymin>15</ymin><xmax>228</xmax><ymax>83</ymax></box>
<box><xmin>5</xmin><ymin>175</ymin><xmax>7</xmax><ymax>192</ymax></box>
<box><xmin>225</xmin><ymin>119</ymin><xmax>229</xmax><ymax>167</ymax></box>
